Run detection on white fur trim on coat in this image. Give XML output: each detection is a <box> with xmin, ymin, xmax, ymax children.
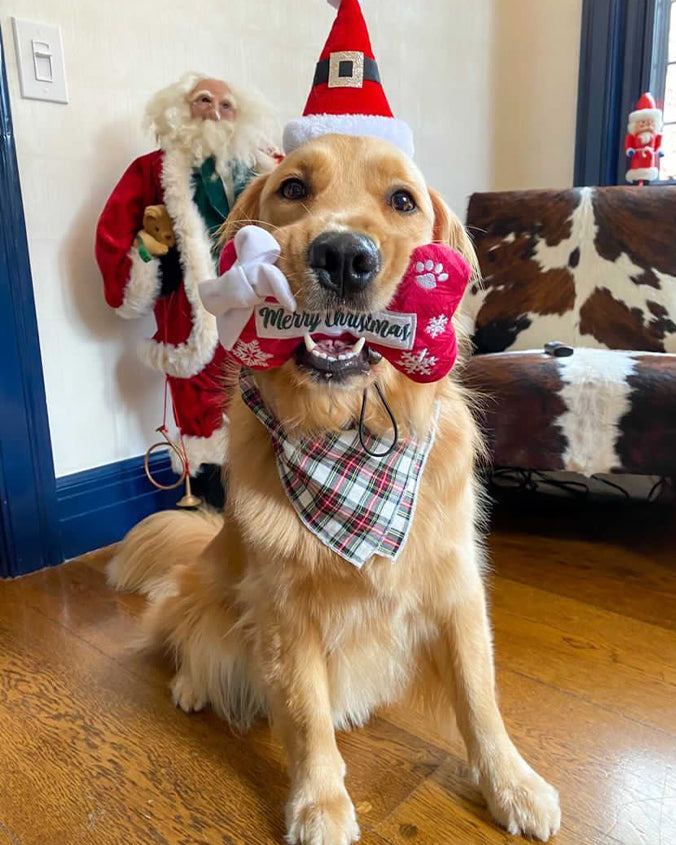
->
<box><xmin>626</xmin><ymin>166</ymin><xmax>659</xmax><ymax>182</ymax></box>
<box><xmin>117</xmin><ymin>247</ymin><xmax>161</xmax><ymax>319</ymax></box>
<box><xmin>283</xmin><ymin>114</ymin><xmax>415</xmax><ymax>158</ymax></box>
<box><xmin>168</xmin><ymin>422</ymin><xmax>229</xmax><ymax>474</ymax></box>
<box><xmin>141</xmin><ymin>148</ymin><xmax>220</xmax><ymax>379</ymax></box>
<box><xmin>629</xmin><ymin>108</ymin><xmax>662</xmax><ymax>128</ymax></box>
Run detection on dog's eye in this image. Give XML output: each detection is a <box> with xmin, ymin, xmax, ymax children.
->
<box><xmin>279</xmin><ymin>178</ymin><xmax>308</xmax><ymax>201</ymax></box>
<box><xmin>389</xmin><ymin>190</ymin><xmax>417</xmax><ymax>214</ymax></box>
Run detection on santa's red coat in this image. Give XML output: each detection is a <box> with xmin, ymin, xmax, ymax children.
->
<box><xmin>625</xmin><ymin>131</ymin><xmax>663</xmax><ymax>182</ymax></box>
<box><xmin>96</xmin><ymin>148</ymin><xmax>229</xmax><ymax>470</ymax></box>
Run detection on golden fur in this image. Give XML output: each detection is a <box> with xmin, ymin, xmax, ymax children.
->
<box><xmin>109</xmin><ymin>135</ymin><xmax>560</xmax><ymax>844</ymax></box>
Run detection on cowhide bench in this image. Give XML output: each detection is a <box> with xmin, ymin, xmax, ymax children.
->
<box><xmin>461</xmin><ymin>186</ymin><xmax>676</xmax><ymax>481</ymax></box>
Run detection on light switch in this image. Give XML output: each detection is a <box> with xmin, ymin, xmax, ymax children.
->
<box><xmin>12</xmin><ymin>18</ymin><xmax>68</xmax><ymax>104</ymax></box>
<box><xmin>32</xmin><ymin>40</ymin><xmax>54</xmax><ymax>83</ymax></box>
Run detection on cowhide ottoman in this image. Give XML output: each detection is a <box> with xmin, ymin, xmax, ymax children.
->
<box><xmin>464</xmin><ymin>349</ymin><xmax>676</xmax><ymax>477</ymax></box>
<box><xmin>461</xmin><ymin>186</ymin><xmax>676</xmax><ymax>479</ymax></box>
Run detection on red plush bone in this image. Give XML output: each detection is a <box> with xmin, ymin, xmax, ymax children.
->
<box><xmin>218</xmin><ymin>240</ymin><xmax>471</xmax><ymax>383</ymax></box>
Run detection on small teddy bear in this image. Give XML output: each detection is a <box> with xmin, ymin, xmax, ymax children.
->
<box><xmin>136</xmin><ymin>204</ymin><xmax>176</xmax><ymax>261</ymax></box>
<box><xmin>136</xmin><ymin>204</ymin><xmax>182</xmax><ymax>296</ymax></box>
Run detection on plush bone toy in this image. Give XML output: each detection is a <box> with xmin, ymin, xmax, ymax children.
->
<box><xmin>200</xmin><ymin>225</ymin><xmax>471</xmax><ymax>383</ymax></box>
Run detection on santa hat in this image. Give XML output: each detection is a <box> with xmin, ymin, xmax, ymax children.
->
<box><xmin>629</xmin><ymin>92</ymin><xmax>663</xmax><ymax>128</ymax></box>
<box><xmin>283</xmin><ymin>0</ymin><xmax>414</xmax><ymax>158</ymax></box>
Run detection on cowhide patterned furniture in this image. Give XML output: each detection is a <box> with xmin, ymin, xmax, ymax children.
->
<box><xmin>461</xmin><ymin>186</ymin><xmax>676</xmax><ymax>479</ymax></box>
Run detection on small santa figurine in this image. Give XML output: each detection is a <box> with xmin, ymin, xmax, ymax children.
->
<box><xmin>625</xmin><ymin>91</ymin><xmax>664</xmax><ymax>184</ymax></box>
<box><xmin>96</xmin><ymin>73</ymin><xmax>279</xmax><ymax>505</ymax></box>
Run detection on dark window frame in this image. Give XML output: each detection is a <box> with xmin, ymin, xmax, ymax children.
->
<box><xmin>575</xmin><ymin>0</ymin><xmax>675</xmax><ymax>186</ymax></box>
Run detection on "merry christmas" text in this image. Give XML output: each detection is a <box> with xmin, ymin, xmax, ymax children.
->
<box><xmin>255</xmin><ymin>305</ymin><xmax>417</xmax><ymax>350</ymax></box>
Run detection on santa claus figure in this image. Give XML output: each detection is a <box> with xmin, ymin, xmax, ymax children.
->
<box><xmin>96</xmin><ymin>73</ymin><xmax>279</xmax><ymax>505</ymax></box>
<box><xmin>625</xmin><ymin>91</ymin><xmax>664</xmax><ymax>184</ymax></box>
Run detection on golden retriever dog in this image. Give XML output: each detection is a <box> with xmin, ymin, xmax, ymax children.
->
<box><xmin>108</xmin><ymin>133</ymin><xmax>561</xmax><ymax>844</ymax></box>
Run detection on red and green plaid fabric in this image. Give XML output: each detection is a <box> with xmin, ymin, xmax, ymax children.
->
<box><xmin>239</xmin><ymin>372</ymin><xmax>438</xmax><ymax>568</ymax></box>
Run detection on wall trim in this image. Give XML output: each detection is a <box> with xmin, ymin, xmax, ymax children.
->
<box><xmin>56</xmin><ymin>452</ymin><xmax>180</xmax><ymax>561</ymax></box>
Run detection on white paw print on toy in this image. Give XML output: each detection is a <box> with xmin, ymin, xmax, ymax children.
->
<box><xmin>415</xmin><ymin>259</ymin><xmax>448</xmax><ymax>290</ymax></box>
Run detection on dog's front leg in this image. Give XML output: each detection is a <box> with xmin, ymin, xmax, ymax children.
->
<box><xmin>438</xmin><ymin>585</ymin><xmax>561</xmax><ymax>841</ymax></box>
<box><xmin>262</xmin><ymin>621</ymin><xmax>359</xmax><ymax>845</ymax></box>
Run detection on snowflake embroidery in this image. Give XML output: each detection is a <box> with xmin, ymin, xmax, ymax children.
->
<box><xmin>398</xmin><ymin>348</ymin><xmax>438</xmax><ymax>377</ymax></box>
<box><xmin>425</xmin><ymin>313</ymin><xmax>449</xmax><ymax>339</ymax></box>
<box><xmin>232</xmin><ymin>339</ymin><xmax>273</xmax><ymax>368</ymax></box>
<box><xmin>415</xmin><ymin>259</ymin><xmax>449</xmax><ymax>290</ymax></box>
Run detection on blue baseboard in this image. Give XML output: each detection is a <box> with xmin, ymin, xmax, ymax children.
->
<box><xmin>56</xmin><ymin>452</ymin><xmax>181</xmax><ymax>561</ymax></box>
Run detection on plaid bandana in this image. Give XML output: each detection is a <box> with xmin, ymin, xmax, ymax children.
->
<box><xmin>239</xmin><ymin>372</ymin><xmax>438</xmax><ymax>568</ymax></box>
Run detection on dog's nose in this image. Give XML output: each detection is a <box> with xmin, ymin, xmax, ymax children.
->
<box><xmin>308</xmin><ymin>232</ymin><xmax>380</xmax><ymax>297</ymax></box>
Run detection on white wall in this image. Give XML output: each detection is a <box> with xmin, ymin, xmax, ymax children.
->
<box><xmin>2</xmin><ymin>0</ymin><xmax>494</xmax><ymax>477</ymax></box>
<box><xmin>492</xmin><ymin>0</ymin><xmax>583</xmax><ymax>190</ymax></box>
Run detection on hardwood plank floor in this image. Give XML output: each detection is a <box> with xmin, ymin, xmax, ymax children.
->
<box><xmin>0</xmin><ymin>497</ymin><xmax>674</xmax><ymax>845</ymax></box>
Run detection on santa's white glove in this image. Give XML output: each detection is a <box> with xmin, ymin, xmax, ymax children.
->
<box><xmin>199</xmin><ymin>225</ymin><xmax>296</xmax><ymax>350</ymax></box>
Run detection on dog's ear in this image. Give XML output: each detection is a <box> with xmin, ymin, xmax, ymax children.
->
<box><xmin>218</xmin><ymin>173</ymin><xmax>271</xmax><ymax>245</ymax></box>
<box><xmin>428</xmin><ymin>187</ymin><xmax>480</xmax><ymax>282</ymax></box>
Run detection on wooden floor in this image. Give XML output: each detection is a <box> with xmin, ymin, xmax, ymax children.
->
<box><xmin>0</xmin><ymin>496</ymin><xmax>674</xmax><ymax>845</ymax></box>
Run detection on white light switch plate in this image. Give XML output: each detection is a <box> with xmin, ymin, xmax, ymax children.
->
<box><xmin>12</xmin><ymin>18</ymin><xmax>68</xmax><ymax>104</ymax></box>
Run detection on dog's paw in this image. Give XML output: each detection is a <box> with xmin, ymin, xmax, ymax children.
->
<box><xmin>481</xmin><ymin>760</ymin><xmax>561</xmax><ymax>841</ymax></box>
<box><xmin>170</xmin><ymin>672</ymin><xmax>206</xmax><ymax>714</ymax></box>
<box><xmin>285</xmin><ymin>784</ymin><xmax>360</xmax><ymax>845</ymax></box>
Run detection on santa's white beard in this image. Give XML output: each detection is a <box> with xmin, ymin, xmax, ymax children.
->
<box><xmin>165</xmin><ymin>117</ymin><xmax>237</xmax><ymax>170</ymax></box>
<box><xmin>637</xmin><ymin>131</ymin><xmax>654</xmax><ymax>145</ymax></box>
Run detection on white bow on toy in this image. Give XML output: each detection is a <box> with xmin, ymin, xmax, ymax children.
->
<box><xmin>199</xmin><ymin>225</ymin><xmax>296</xmax><ymax>350</ymax></box>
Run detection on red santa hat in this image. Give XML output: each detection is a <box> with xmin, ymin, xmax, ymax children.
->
<box><xmin>283</xmin><ymin>0</ymin><xmax>414</xmax><ymax>158</ymax></box>
<box><xmin>629</xmin><ymin>92</ymin><xmax>663</xmax><ymax>129</ymax></box>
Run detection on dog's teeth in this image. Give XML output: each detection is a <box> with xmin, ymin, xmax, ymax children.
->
<box><xmin>338</xmin><ymin>354</ymin><xmax>347</xmax><ymax>360</ymax></box>
<box><xmin>314</xmin><ymin>351</ymin><xmax>328</xmax><ymax>359</ymax></box>
<box><xmin>326</xmin><ymin>355</ymin><xmax>337</xmax><ymax>362</ymax></box>
<box><xmin>304</xmin><ymin>334</ymin><xmax>316</xmax><ymax>352</ymax></box>
<box><xmin>352</xmin><ymin>337</ymin><xmax>366</xmax><ymax>354</ymax></box>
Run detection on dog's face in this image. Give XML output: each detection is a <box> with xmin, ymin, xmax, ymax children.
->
<box><xmin>260</xmin><ymin>134</ymin><xmax>435</xmax><ymax>313</ymax></box>
<box><xmin>224</xmin><ymin>134</ymin><xmax>474</xmax><ymax>422</ymax></box>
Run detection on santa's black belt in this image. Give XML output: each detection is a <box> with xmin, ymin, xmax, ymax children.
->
<box><xmin>312</xmin><ymin>56</ymin><xmax>381</xmax><ymax>87</ymax></box>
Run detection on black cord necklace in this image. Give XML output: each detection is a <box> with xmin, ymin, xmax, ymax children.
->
<box><xmin>358</xmin><ymin>381</ymin><xmax>399</xmax><ymax>458</ymax></box>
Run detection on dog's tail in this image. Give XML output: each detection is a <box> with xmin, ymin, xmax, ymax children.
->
<box><xmin>107</xmin><ymin>509</ymin><xmax>221</xmax><ymax>597</ymax></box>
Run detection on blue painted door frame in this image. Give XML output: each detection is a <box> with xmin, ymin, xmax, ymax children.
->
<box><xmin>0</xmin><ymin>32</ymin><xmax>61</xmax><ymax>576</ymax></box>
